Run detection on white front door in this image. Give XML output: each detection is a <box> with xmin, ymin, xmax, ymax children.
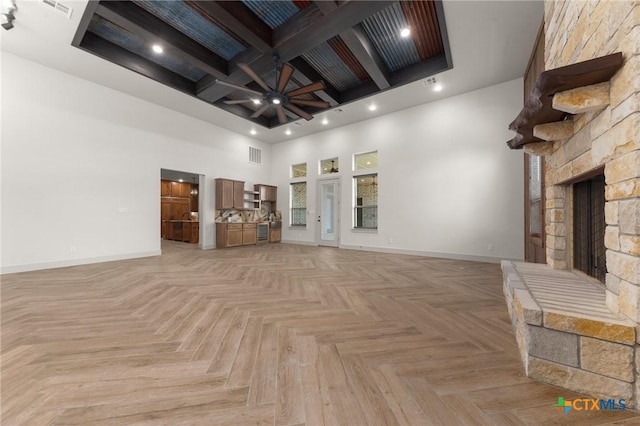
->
<box><xmin>317</xmin><ymin>179</ymin><xmax>340</xmax><ymax>247</ymax></box>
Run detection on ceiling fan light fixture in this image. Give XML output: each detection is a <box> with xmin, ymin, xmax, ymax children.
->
<box><xmin>152</xmin><ymin>44</ymin><xmax>163</xmax><ymax>54</ymax></box>
<box><xmin>272</xmin><ymin>98</ymin><xmax>281</xmax><ymax>105</ymax></box>
<box><xmin>400</xmin><ymin>27</ymin><xmax>411</xmax><ymax>38</ymax></box>
<box><xmin>252</xmin><ymin>99</ymin><xmax>261</xmax><ymax>105</ymax></box>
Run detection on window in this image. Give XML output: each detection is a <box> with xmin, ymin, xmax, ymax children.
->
<box><xmin>320</xmin><ymin>157</ymin><xmax>339</xmax><ymax>175</ymax></box>
<box><xmin>292</xmin><ymin>163</ymin><xmax>307</xmax><ymax>178</ymax></box>
<box><xmin>290</xmin><ymin>182</ymin><xmax>307</xmax><ymax>226</ymax></box>
<box><xmin>354</xmin><ymin>151</ymin><xmax>378</xmax><ymax>170</ymax></box>
<box><xmin>354</xmin><ymin>174</ymin><xmax>377</xmax><ymax>229</ymax></box>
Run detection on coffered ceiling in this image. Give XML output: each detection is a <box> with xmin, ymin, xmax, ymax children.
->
<box><xmin>0</xmin><ymin>1</ymin><xmax>544</xmax><ymax>143</ymax></box>
<box><xmin>73</xmin><ymin>1</ymin><xmax>452</xmax><ymax>129</ymax></box>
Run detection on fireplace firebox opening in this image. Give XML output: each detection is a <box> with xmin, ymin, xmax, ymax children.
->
<box><xmin>572</xmin><ymin>174</ymin><xmax>606</xmax><ymax>283</ymax></box>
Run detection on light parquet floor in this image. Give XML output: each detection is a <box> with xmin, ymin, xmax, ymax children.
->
<box><xmin>2</xmin><ymin>241</ymin><xmax>639</xmax><ymax>425</ymax></box>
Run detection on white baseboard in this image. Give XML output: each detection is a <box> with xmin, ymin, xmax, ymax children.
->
<box><xmin>1</xmin><ymin>250</ymin><xmax>162</xmax><ymax>275</ymax></box>
<box><xmin>281</xmin><ymin>240</ymin><xmax>317</xmax><ymax>247</ymax></box>
<box><xmin>339</xmin><ymin>244</ymin><xmax>516</xmax><ymax>264</ymax></box>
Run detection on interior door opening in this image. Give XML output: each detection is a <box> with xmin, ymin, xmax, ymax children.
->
<box><xmin>160</xmin><ymin>168</ymin><xmax>204</xmax><ymax>248</ymax></box>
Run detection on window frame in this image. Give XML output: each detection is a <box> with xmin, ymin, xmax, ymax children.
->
<box><xmin>289</xmin><ymin>181</ymin><xmax>307</xmax><ymax>227</ymax></box>
<box><xmin>353</xmin><ymin>172</ymin><xmax>378</xmax><ymax>231</ymax></box>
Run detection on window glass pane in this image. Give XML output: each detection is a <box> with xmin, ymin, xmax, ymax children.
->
<box><xmin>529</xmin><ymin>155</ymin><xmax>542</xmax><ymax>235</ymax></box>
<box><xmin>354</xmin><ymin>151</ymin><xmax>378</xmax><ymax>170</ymax></box>
<box><xmin>320</xmin><ymin>158</ymin><xmax>339</xmax><ymax>175</ymax></box>
<box><xmin>292</xmin><ymin>163</ymin><xmax>307</xmax><ymax>178</ymax></box>
<box><xmin>290</xmin><ymin>182</ymin><xmax>306</xmax><ymax>226</ymax></box>
<box><xmin>354</xmin><ymin>174</ymin><xmax>377</xmax><ymax>229</ymax></box>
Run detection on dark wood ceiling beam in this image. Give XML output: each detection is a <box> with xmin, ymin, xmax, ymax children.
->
<box><xmin>213</xmin><ymin>100</ymin><xmax>270</xmax><ymax>127</ymax></box>
<box><xmin>288</xmin><ymin>58</ymin><xmax>340</xmax><ymax>106</ymax></box>
<box><xmin>313</xmin><ymin>1</ymin><xmax>390</xmax><ymax>90</ymax></box>
<box><xmin>388</xmin><ymin>54</ymin><xmax>451</xmax><ymax>87</ymax></box>
<box><xmin>198</xmin><ymin>1</ymin><xmax>395</xmax><ymax>102</ymax></box>
<box><xmin>95</xmin><ymin>2</ymin><xmax>228</xmax><ymax>79</ymax></box>
<box><xmin>79</xmin><ymin>32</ymin><xmax>196</xmax><ymax>95</ymax></box>
<box><xmin>189</xmin><ymin>1</ymin><xmax>272</xmax><ymax>53</ymax></box>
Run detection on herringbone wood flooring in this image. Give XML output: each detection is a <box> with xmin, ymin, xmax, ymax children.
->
<box><xmin>2</xmin><ymin>242</ymin><xmax>639</xmax><ymax>425</ymax></box>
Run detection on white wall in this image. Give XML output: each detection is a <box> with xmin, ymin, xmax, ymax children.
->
<box><xmin>1</xmin><ymin>53</ymin><xmax>271</xmax><ymax>273</ymax></box>
<box><xmin>271</xmin><ymin>79</ymin><xmax>525</xmax><ymax>262</ymax></box>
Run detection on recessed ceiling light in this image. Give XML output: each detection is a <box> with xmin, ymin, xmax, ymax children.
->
<box><xmin>321</xmin><ymin>118</ymin><xmax>329</xmax><ymax>125</ymax></box>
<box><xmin>250</xmin><ymin>129</ymin><xmax>257</xmax><ymax>135</ymax></box>
<box><xmin>272</xmin><ymin>98</ymin><xmax>281</xmax><ymax>105</ymax></box>
<box><xmin>152</xmin><ymin>44</ymin><xmax>163</xmax><ymax>54</ymax></box>
<box><xmin>285</xmin><ymin>129</ymin><xmax>292</xmax><ymax>135</ymax></box>
<box><xmin>369</xmin><ymin>104</ymin><xmax>377</xmax><ymax>111</ymax></box>
<box><xmin>252</xmin><ymin>99</ymin><xmax>261</xmax><ymax>105</ymax></box>
<box><xmin>400</xmin><ymin>28</ymin><xmax>411</xmax><ymax>38</ymax></box>
<box><xmin>433</xmin><ymin>84</ymin><xmax>443</xmax><ymax>92</ymax></box>
<box><xmin>366</xmin><ymin>161</ymin><xmax>371</xmax><ymax>165</ymax></box>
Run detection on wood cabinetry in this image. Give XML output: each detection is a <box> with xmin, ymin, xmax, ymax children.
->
<box><xmin>163</xmin><ymin>221</ymin><xmax>199</xmax><ymax>243</ymax></box>
<box><xmin>216</xmin><ymin>179</ymin><xmax>244</xmax><ymax>209</ymax></box>
<box><xmin>269</xmin><ymin>222</ymin><xmax>281</xmax><ymax>243</ymax></box>
<box><xmin>256</xmin><ymin>184</ymin><xmax>277</xmax><ymax>202</ymax></box>
<box><xmin>161</xmin><ymin>180</ymin><xmax>172</xmax><ymax>197</ymax></box>
<box><xmin>243</xmin><ymin>223</ymin><xmax>257</xmax><ymax>245</ymax></box>
<box><xmin>216</xmin><ymin>223</ymin><xmax>257</xmax><ymax>248</ymax></box>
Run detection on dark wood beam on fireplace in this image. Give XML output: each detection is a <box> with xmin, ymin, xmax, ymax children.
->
<box><xmin>94</xmin><ymin>2</ymin><xmax>228</xmax><ymax>79</ymax></box>
<box><xmin>313</xmin><ymin>1</ymin><xmax>390</xmax><ymax>90</ymax></box>
<box><xmin>189</xmin><ymin>1</ymin><xmax>272</xmax><ymax>53</ymax></box>
<box><xmin>507</xmin><ymin>52</ymin><xmax>624</xmax><ymax>149</ymax></box>
<box><xmin>197</xmin><ymin>0</ymin><xmax>395</xmax><ymax>102</ymax></box>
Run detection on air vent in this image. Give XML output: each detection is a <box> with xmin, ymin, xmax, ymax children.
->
<box><xmin>422</xmin><ymin>77</ymin><xmax>437</xmax><ymax>87</ymax></box>
<box><xmin>249</xmin><ymin>146</ymin><xmax>261</xmax><ymax>164</ymax></box>
<box><xmin>40</xmin><ymin>0</ymin><xmax>73</xmax><ymax>18</ymax></box>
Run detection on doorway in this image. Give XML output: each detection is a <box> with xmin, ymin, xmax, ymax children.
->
<box><xmin>317</xmin><ymin>179</ymin><xmax>340</xmax><ymax>247</ymax></box>
<box><xmin>160</xmin><ymin>168</ymin><xmax>204</xmax><ymax>247</ymax></box>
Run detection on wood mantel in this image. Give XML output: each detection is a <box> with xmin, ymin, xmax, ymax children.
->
<box><xmin>507</xmin><ymin>52</ymin><xmax>623</xmax><ymax>149</ymax></box>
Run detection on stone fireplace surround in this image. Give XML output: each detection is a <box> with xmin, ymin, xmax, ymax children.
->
<box><xmin>503</xmin><ymin>1</ymin><xmax>640</xmax><ymax>409</ymax></box>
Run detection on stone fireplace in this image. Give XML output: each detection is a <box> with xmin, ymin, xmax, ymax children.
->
<box><xmin>503</xmin><ymin>1</ymin><xmax>640</xmax><ymax>408</ymax></box>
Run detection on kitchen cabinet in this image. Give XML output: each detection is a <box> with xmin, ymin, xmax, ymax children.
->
<box><xmin>243</xmin><ymin>223</ymin><xmax>257</xmax><ymax>245</ymax></box>
<box><xmin>216</xmin><ymin>223</ymin><xmax>257</xmax><ymax>248</ymax></box>
<box><xmin>170</xmin><ymin>198</ymin><xmax>190</xmax><ymax>220</ymax></box>
<box><xmin>256</xmin><ymin>184</ymin><xmax>277</xmax><ymax>202</ymax></box>
<box><xmin>269</xmin><ymin>222</ymin><xmax>281</xmax><ymax>243</ymax></box>
<box><xmin>161</xmin><ymin>180</ymin><xmax>172</xmax><ymax>197</ymax></box>
<box><xmin>216</xmin><ymin>179</ymin><xmax>245</xmax><ymax>209</ymax></box>
<box><xmin>163</xmin><ymin>221</ymin><xmax>199</xmax><ymax>243</ymax></box>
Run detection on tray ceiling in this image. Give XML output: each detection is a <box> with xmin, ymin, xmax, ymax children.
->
<box><xmin>73</xmin><ymin>0</ymin><xmax>452</xmax><ymax>128</ymax></box>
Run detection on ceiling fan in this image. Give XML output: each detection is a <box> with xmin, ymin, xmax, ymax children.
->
<box><xmin>216</xmin><ymin>55</ymin><xmax>330</xmax><ymax>124</ymax></box>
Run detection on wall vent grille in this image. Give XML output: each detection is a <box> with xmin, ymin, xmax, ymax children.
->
<box><xmin>40</xmin><ymin>0</ymin><xmax>73</xmax><ymax>18</ymax></box>
<box><xmin>249</xmin><ymin>146</ymin><xmax>261</xmax><ymax>164</ymax></box>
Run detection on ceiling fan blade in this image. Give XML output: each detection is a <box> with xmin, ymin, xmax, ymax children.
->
<box><xmin>275</xmin><ymin>105</ymin><xmax>288</xmax><ymax>124</ymax></box>
<box><xmin>285</xmin><ymin>81</ymin><xmax>326</xmax><ymax>98</ymax></box>
<box><xmin>224</xmin><ymin>99</ymin><xmax>255</xmax><ymax>105</ymax></box>
<box><xmin>238</xmin><ymin>63</ymin><xmax>272</xmax><ymax>91</ymax></box>
<box><xmin>289</xmin><ymin>99</ymin><xmax>330</xmax><ymax>109</ymax></box>
<box><xmin>284</xmin><ymin>103</ymin><xmax>313</xmax><ymax>121</ymax></box>
<box><xmin>276</xmin><ymin>63</ymin><xmax>294</xmax><ymax>93</ymax></box>
<box><xmin>250</xmin><ymin>104</ymin><xmax>270</xmax><ymax>119</ymax></box>
<box><xmin>215</xmin><ymin>79</ymin><xmax>263</xmax><ymax>97</ymax></box>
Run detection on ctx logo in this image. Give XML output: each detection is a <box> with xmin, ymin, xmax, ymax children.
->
<box><xmin>554</xmin><ymin>397</ymin><xmax>627</xmax><ymax>414</ymax></box>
